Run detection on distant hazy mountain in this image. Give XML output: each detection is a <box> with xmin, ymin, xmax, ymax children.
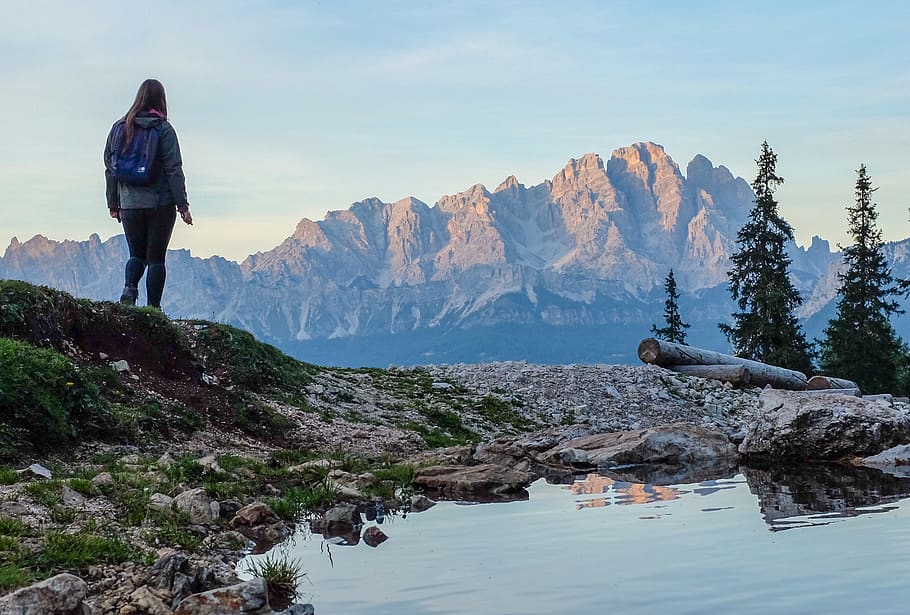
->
<box><xmin>5</xmin><ymin>141</ymin><xmax>903</xmax><ymax>367</ymax></box>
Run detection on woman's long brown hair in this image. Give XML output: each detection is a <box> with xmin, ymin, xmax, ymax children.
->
<box><xmin>121</xmin><ymin>79</ymin><xmax>168</xmax><ymax>149</ymax></box>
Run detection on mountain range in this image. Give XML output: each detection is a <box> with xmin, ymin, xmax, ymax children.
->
<box><xmin>4</xmin><ymin>141</ymin><xmax>910</xmax><ymax>366</ymax></box>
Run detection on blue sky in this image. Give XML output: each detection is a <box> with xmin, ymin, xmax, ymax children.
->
<box><xmin>1</xmin><ymin>0</ymin><xmax>908</xmax><ymax>261</ymax></box>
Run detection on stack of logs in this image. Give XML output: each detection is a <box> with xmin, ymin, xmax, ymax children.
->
<box><xmin>637</xmin><ymin>338</ymin><xmax>866</xmax><ymax>395</ymax></box>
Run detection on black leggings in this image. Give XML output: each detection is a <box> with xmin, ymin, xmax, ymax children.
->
<box><xmin>121</xmin><ymin>206</ymin><xmax>177</xmax><ymax>308</ymax></box>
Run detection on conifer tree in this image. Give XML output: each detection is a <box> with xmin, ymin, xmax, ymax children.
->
<box><xmin>651</xmin><ymin>269</ymin><xmax>689</xmax><ymax>344</ymax></box>
<box><xmin>719</xmin><ymin>141</ymin><xmax>813</xmax><ymax>373</ymax></box>
<box><xmin>820</xmin><ymin>165</ymin><xmax>904</xmax><ymax>393</ymax></box>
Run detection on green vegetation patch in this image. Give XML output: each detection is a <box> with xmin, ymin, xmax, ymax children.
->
<box><xmin>0</xmin><ymin>337</ymin><xmax>114</xmax><ymax>458</ymax></box>
<box><xmin>475</xmin><ymin>395</ymin><xmax>536</xmax><ymax>432</ymax></box>
<box><xmin>0</xmin><ymin>467</ymin><xmax>18</xmax><ymax>485</ymax></box>
<box><xmin>190</xmin><ymin>322</ymin><xmax>320</xmax><ymax>402</ymax></box>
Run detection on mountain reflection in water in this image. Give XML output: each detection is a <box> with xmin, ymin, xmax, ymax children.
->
<box><xmin>559</xmin><ymin>463</ymin><xmax>910</xmax><ymax>528</ymax></box>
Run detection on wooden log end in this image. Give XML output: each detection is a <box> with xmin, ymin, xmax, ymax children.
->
<box><xmin>638</xmin><ymin>338</ymin><xmax>661</xmax><ymax>364</ymax></box>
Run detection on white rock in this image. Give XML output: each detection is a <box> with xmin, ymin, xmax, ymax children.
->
<box><xmin>111</xmin><ymin>359</ymin><xmax>130</xmax><ymax>372</ymax></box>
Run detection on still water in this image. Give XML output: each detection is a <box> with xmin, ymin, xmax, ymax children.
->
<box><xmin>245</xmin><ymin>465</ymin><xmax>910</xmax><ymax>614</ymax></box>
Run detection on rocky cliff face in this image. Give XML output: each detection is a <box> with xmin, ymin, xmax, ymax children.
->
<box><xmin>0</xmin><ymin>141</ymin><xmax>874</xmax><ymax>366</ymax></box>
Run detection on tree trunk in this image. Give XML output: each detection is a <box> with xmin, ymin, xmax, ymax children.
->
<box><xmin>667</xmin><ymin>364</ymin><xmax>751</xmax><ymax>386</ymax></box>
<box><xmin>806</xmin><ymin>375</ymin><xmax>860</xmax><ymax>391</ymax></box>
<box><xmin>638</xmin><ymin>338</ymin><xmax>808</xmax><ymax>391</ymax></box>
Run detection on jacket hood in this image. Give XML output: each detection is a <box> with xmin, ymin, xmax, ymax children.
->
<box><xmin>134</xmin><ymin>115</ymin><xmax>165</xmax><ymax>128</ymax></box>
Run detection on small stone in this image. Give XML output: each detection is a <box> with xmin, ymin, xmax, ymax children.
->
<box><xmin>98</xmin><ymin>352</ymin><xmax>109</xmax><ymax>360</ymax></box>
<box><xmin>409</xmin><ymin>494</ymin><xmax>436</xmax><ymax>513</ymax></box>
<box><xmin>21</xmin><ymin>463</ymin><xmax>53</xmax><ymax>479</ymax></box>
<box><xmin>91</xmin><ymin>472</ymin><xmax>114</xmax><ymax>490</ymax></box>
<box><xmin>156</xmin><ymin>453</ymin><xmax>176</xmax><ymax>469</ymax></box>
<box><xmin>363</xmin><ymin>525</ymin><xmax>389</xmax><ymax>547</ymax></box>
<box><xmin>148</xmin><ymin>493</ymin><xmax>174</xmax><ymax>514</ymax></box>
<box><xmin>111</xmin><ymin>359</ymin><xmax>130</xmax><ymax>372</ymax></box>
<box><xmin>197</xmin><ymin>455</ymin><xmax>223</xmax><ymax>474</ymax></box>
<box><xmin>174</xmin><ymin>488</ymin><xmax>220</xmax><ymax>524</ymax></box>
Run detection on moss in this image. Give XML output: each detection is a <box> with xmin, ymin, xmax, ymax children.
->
<box><xmin>0</xmin><ymin>338</ymin><xmax>115</xmax><ymax>459</ymax></box>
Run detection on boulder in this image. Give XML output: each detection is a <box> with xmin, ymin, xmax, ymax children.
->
<box><xmin>172</xmin><ymin>578</ymin><xmax>271</xmax><ymax>615</ymax></box>
<box><xmin>174</xmin><ymin>488</ymin><xmax>220</xmax><ymax>524</ymax></box>
<box><xmin>0</xmin><ymin>573</ymin><xmax>87</xmax><ymax>615</ymax></box>
<box><xmin>739</xmin><ymin>389</ymin><xmax>910</xmax><ymax>460</ymax></box>
<box><xmin>539</xmin><ymin>423</ymin><xmax>736</xmax><ymax>467</ymax></box>
<box><xmin>128</xmin><ymin>586</ymin><xmax>172</xmax><ymax>615</ymax></box>
<box><xmin>229</xmin><ymin>503</ymin><xmax>289</xmax><ymax>546</ymax></box>
<box><xmin>413</xmin><ymin>463</ymin><xmax>532</xmax><ymax>501</ymax></box>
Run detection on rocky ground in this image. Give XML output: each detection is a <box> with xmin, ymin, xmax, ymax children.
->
<box><xmin>6</xmin><ymin>281</ymin><xmax>910</xmax><ymax>614</ymax></box>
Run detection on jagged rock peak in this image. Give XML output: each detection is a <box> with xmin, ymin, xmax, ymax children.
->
<box><xmin>494</xmin><ymin>175</ymin><xmax>522</xmax><ymax>193</ymax></box>
<box><xmin>610</xmin><ymin>141</ymin><xmax>678</xmax><ymax>170</ymax></box>
<box><xmin>392</xmin><ymin>196</ymin><xmax>429</xmax><ymax>210</ymax></box>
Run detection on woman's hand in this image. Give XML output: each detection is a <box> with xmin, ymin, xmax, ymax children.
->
<box><xmin>179</xmin><ymin>208</ymin><xmax>193</xmax><ymax>225</ymax></box>
<box><xmin>109</xmin><ymin>208</ymin><xmax>121</xmax><ymax>222</ymax></box>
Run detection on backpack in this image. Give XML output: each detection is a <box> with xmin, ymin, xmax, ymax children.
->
<box><xmin>109</xmin><ymin>120</ymin><xmax>160</xmax><ymax>185</ymax></box>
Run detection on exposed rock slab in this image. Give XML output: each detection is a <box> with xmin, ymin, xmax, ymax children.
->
<box><xmin>413</xmin><ymin>463</ymin><xmax>532</xmax><ymax>501</ymax></box>
<box><xmin>540</xmin><ymin>423</ymin><xmax>736</xmax><ymax>468</ymax></box>
<box><xmin>739</xmin><ymin>389</ymin><xmax>910</xmax><ymax>460</ymax></box>
<box><xmin>172</xmin><ymin>578</ymin><xmax>270</xmax><ymax>615</ymax></box>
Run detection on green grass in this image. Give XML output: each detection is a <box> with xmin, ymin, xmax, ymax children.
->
<box><xmin>0</xmin><ymin>467</ymin><xmax>17</xmax><ymax>485</ymax></box>
<box><xmin>0</xmin><ymin>515</ymin><xmax>28</xmax><ymax>536</ymax></box>
<box><xmin>145</xmin><ymin>511</ymin><xmax>203</xmax><ymax>552</ymax></box>
<box><xmin>189</xmin><ymin>322</ymin><xmax>320</xmax><ymax>402</ymax></box>
<box><xmin>0</xmin><ymin>337</ymin><xmax>113</xmax><ymax>458</ymax></box>
<box><xmin>268</xmin><ymin>484</ymin><xmax>340</xmax><ymax>521</ymax></box>
<box><xmin>68</xmin><ymin>477</ymin><xmax>96</xmax><ymax>496</ymax></box>
<box><xmin>476</xmin><ymin>395</ymin><xmax>536</xmax><ymax>432</ymax></box>
<box><xmin>38</xmin><ymin>532</ymin><xmax>139</xmax><ymax>571</ymax></box>
<box><xmin>25</xmin><ymin>480</ymin><xmax>63</xmax><ymax>507</ymax></box>
<box><xmin>0</xmin><ymin>564</ymin><xmax>27</xmax><ymax>591</ymax></box>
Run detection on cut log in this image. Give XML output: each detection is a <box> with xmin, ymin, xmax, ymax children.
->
<box><xmin>667</xmin><ymin>364</ymin><xmax>751</xmax><ymax>386</ymax></box>
<box><xmin>638</xmin><ymin>338</ymin><xmax>808</xmax><ymax>391</ymax></box>
<box><xmin>806</xmin><ymin>375</ymin><xmax>860</xmax><ymax>391</ymax></box>
<box><xmin>802</xmin><ymin>388</ymin><xmax>862</xmax><ymax>397</ymax></box>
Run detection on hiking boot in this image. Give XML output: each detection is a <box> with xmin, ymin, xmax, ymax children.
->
<box><xmin>119</xmin><ymin>285</ymin><xmax>138</xmax><ymax>305</ymax></box>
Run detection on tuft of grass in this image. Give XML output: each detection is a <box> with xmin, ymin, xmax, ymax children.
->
<box><xmin>0</xmin><ymin>467</ymin><xmax>17</xmax><ymax>485</ymax></box>
<box><xmin>0</xmin><ymin>564</ymin><xmax>27</xmax><ymax>591</ymax></box>
<box><xmin>25</xmin><ymin>480</ymin><xmax>63</xmax><ymax>507</ymax></box>
<box><xmin>268</xmin><ymin>484</ymin><xmax>339</xmax><ymax>521</ymax></box>
<box><xmin>243</xmin><ymin>553</ymin><xmax>305</xmax><ymax>600</ymax></box>
<box><xmin>68</xmin><ymin>477</ymin><xmax>96</xmax><ymax>496</ymax></box>
<box><xmin>0</xmin><ymin>515</ymin><xmax>28</xmax><ymax>536</ymax></box>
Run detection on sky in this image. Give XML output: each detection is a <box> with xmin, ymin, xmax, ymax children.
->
<box><xmin>1</xmin><ymin>0</ymin><xmax>909</xmax><ymax>262</ymax></box>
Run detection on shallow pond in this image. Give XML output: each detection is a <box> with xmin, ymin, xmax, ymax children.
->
<box><xmin>244</xmin><ymin>465</ymin><xmax>910</xmax><ymax>614</ymax></box>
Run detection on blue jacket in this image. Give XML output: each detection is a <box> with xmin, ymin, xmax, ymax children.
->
<box><xmin>104</xmin><ymin>114</ymin><xmax>189</xmax><ymax>211</ymax></box>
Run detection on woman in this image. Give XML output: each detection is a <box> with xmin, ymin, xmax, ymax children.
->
<box><xmin>104</xmin><ymin>78</ymin><xmax>193</xmax><ymax>309</ymax></box>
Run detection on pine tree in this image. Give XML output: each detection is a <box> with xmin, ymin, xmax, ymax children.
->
<box><xmin>820</xmin><ymin>165</ymin><xmax>904</xmax><ymax>393</ymax></box>
<box><xmin>651</xmin><ymin>269</ymin><xmax>689</xmax><ymax>344</ymax></box>
<box><xmin>719</xmin><ymin>141</ymin><xmax>813</xmax><ymax>373</ymax></box>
